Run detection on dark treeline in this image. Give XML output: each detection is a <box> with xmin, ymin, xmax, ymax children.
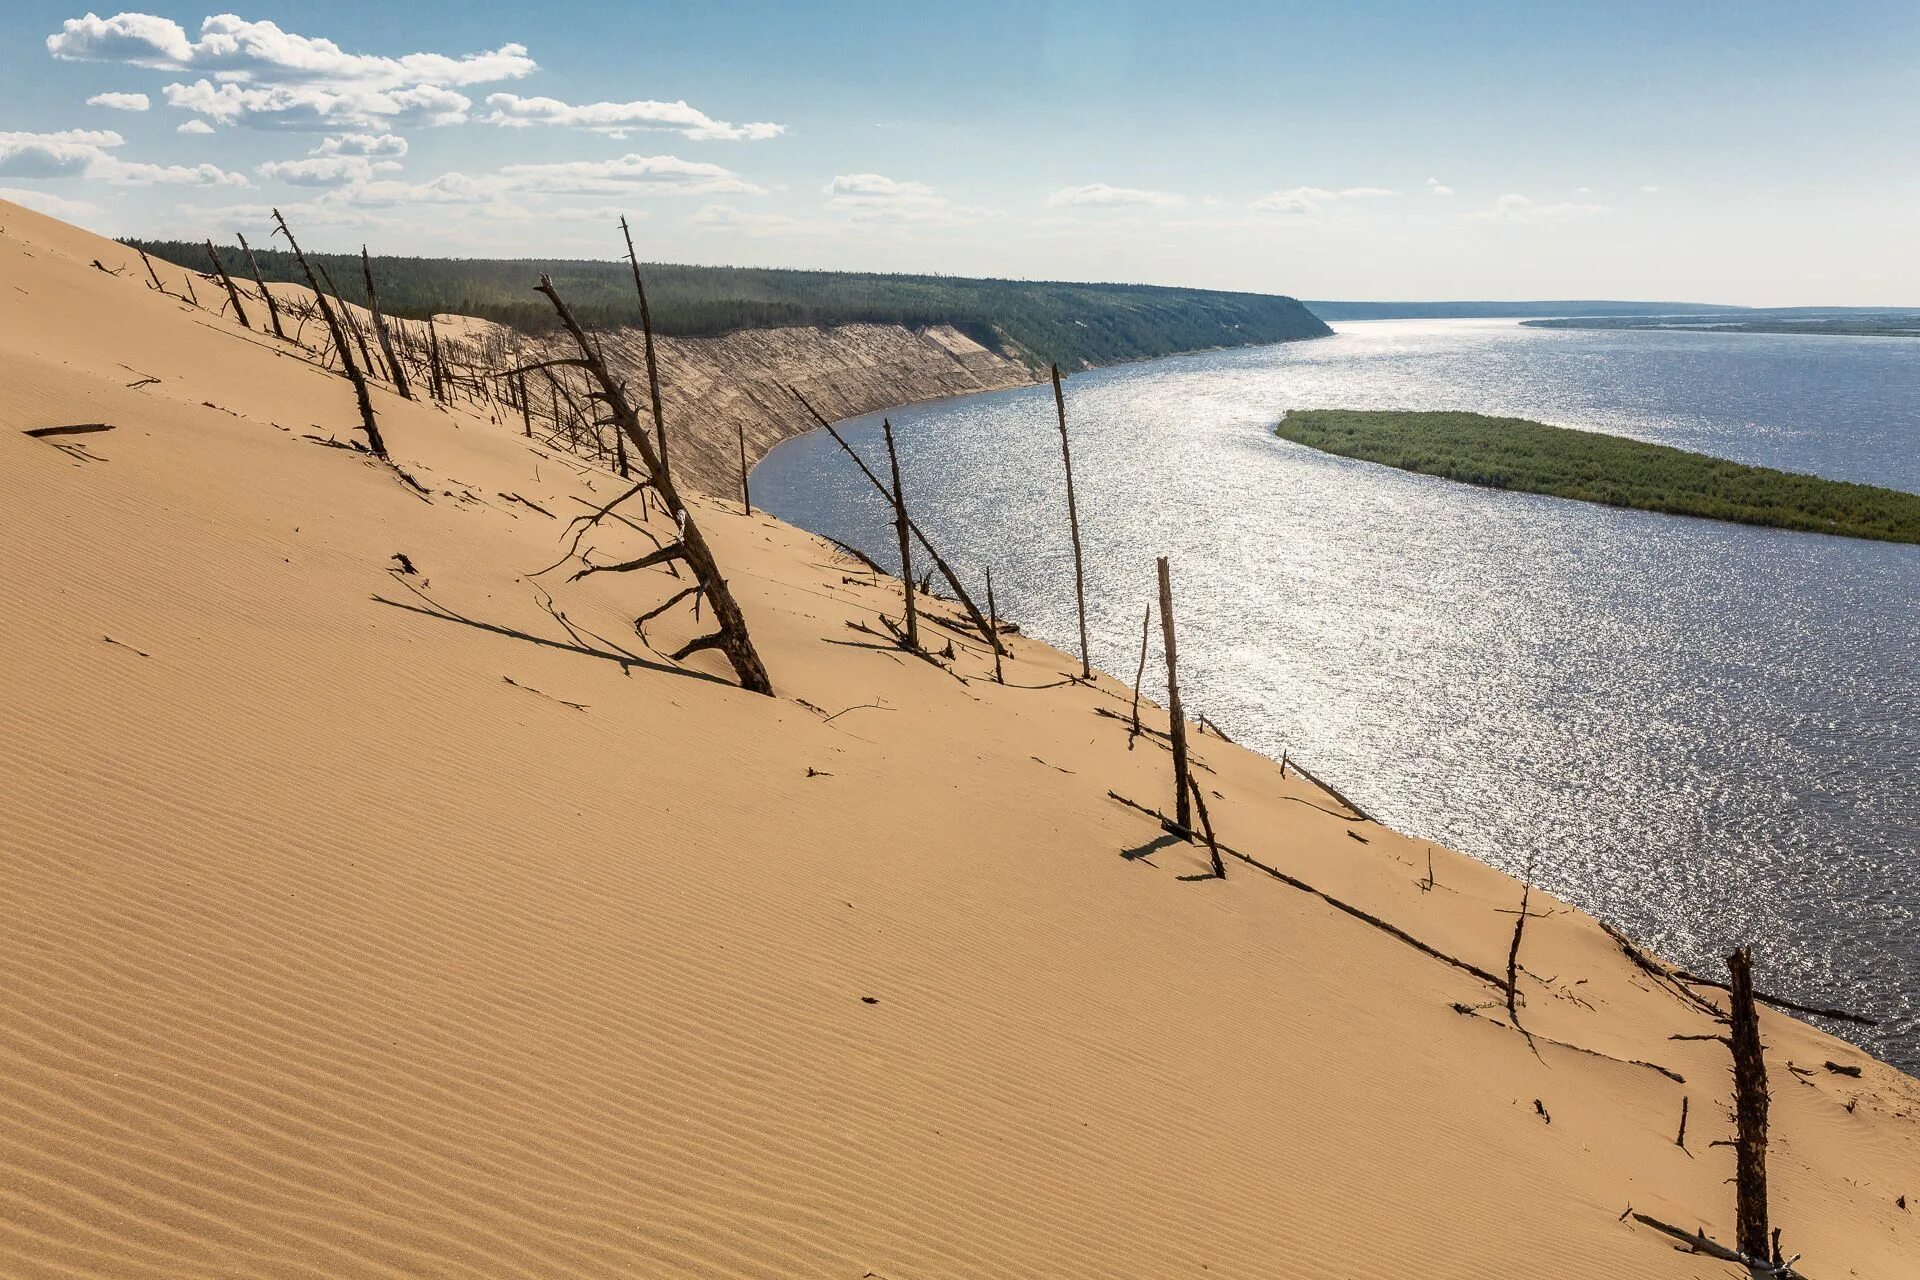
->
<box><xmin>126</xmin><ymin>239</ymin><xmax>1330</xmax><ymax>369</ymax></box>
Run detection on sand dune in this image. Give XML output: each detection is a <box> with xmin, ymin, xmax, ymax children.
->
<box><xmin>1</xmin><ymin>198</ymin><xmax>1914</xmax><ymax>1278</ymax></box>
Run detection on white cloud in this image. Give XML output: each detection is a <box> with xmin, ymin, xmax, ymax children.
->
<box><xmin>692</xmin><ymin>203</ymin><xmax>799</xmax><ymax>236</ymax></box>
<box><xmin>162</xmin><ymin>78</ymin><xmax>472</xmax><ymax>131</ymax></box>
<box><xmin>821</xmin><ymin>172</ymin><xmax>993</xmax><ymax>225</ymax></box>
<box><xmin>47</xmin><ymin>13</ymin><xmax>534</xmax><ymax>89</ymax></box>
<box><xmin>313</xmin><ymin>133</ymin><xmax>407</xmax><ymax>157</ymax></box>
<box><xmin>1639</xmin><ymin>185</ymin><xmax>1661</xmax><ymax>194</ymax></box>
<box><xmin>1253</xmin><ymin>184</ymin><xmax>1400</xmax><ymax>215</ymax></box>
<box><xmin>0</xmin><ymin>185</ymin><xmax>102</xmax><ymax>219</ymax></box>
<box><xmin>1465</xmin><ymin>192</ymin><xmax>1610</xmax><ymax>222</ymax></box>
<box><xmin>1046</xmin><ymin>182</ymin><xmax>1184</xmax><ymax>208</ymax></box>
<box><xmin>86</xmin><ymin>90</ymin><xmax>149</xmax><ymax>111</ymax></box>
<box><xmin>482</xmin><ymin>93</ymin><xmax>783</xmax><ymax>142</ymax></box>
<box><xmin>499</xmin><ymin>153</ymin><xmax>761</xmax><ymax>197</ymax></box>
<box><xmin>176</xmin><ymin>118</ymin><xmax>214</xmax><ymax>134</ymax></box>
<box><xmin>345</xmin><ymin>172</ymin><xmax>495</xmax><ymax>206</ymax></box>
<box><xmin>258</xmin><ymin>155</ymin><xmax>398</xmax><ymax>186</ymax></box>
<box><xmin>0</xmin><ymin>127</ymin><xmax>247</xmax><ymax>186</ymax></box>
<box><xmin>1426</xmin><ymin>177</ymin><xmax>1454</xmax><ymax>196</ymax></box>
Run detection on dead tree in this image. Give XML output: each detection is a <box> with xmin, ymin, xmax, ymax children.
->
<box><xmin>986</xmin><ymin>566</ymin><xmax>1004</xmax><ymax>684</ymax></box>
<box><xmin>618</xmin><ymin>216</ymin><xmax>671</xmax><ymax>476</ymax></box>
<box><xmin>880</xmin><ymin>419</ymin><xmax>920</xmax><ymax>650</ymax></box>
<box><xmin>1728</xmin><ymin>946</ymin><xmax>1771</xmax><ymax>1262</ymax></box>
<box><xmin>516</xmin><ymin>370</ymin><xmax>532</xmax><ymax>436</ymax></box>
<box><xmin>271</xmin><ymin>208</ymin><xmax>386</xmax><ymax>459</ymax></box>
<box><xmin>534</xmin><ymin>275</ymin><xmax>772</xmax><ymax>696</ymax></box>
<box><xmin>1156</xmin><ymin>556</ymin><xmax>1192</xmax><ymax>831</ymax></box>
<box><xmin>1505</xmin><ymin>870</ymin><xmax>1533</xmax><ymax>1025</ymax></box>
<box><xmin>317</xmin><ymin>263</ymin><xmax>378</xmax><ymax>384</ymax></box>
<box><xmin>1187</xmin><ymin>771</ymin><xmax>1224</xmax><ymax>877</ymax></box>
<box><xmin>237</xmin><ymin>232</ymin><xmax>286</xmax><ymax>339</ymax></box>
<box><xmin>738</xmin><ymin>423</ymin><xmax>752</xmax><ymax>515</ymax></box>
<box><xmin>1051</xmin><ymin>364</ymin><xmax>1091</xmax><ymax>680</ymax></box>
<box><xmin>361</xmin><ymin>246</ymin><xmax>411</xmax><ymax>399</ymax></box>
<box><xmin>789</xmin><ymin>387</ymin><xmax>1004</xmax><ymax>656</ymax></box>
<box><xmin>203</xmin><ymin>240</ymin><xmax>250</xmax><ymax>329</ymax></box>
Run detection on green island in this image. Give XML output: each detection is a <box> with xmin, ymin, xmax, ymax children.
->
<box><xmin>1274</xmin><ymin>409</ymin><xmax>1920</xmax><ymax>544</ymax></box>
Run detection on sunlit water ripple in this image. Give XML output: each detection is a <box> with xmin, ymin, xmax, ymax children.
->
<box><xmin>753</xmin><ymin>319</ymin><xmax>1920</xmax><ymax>1070</ymax></box>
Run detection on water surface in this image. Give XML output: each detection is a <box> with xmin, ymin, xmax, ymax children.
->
<box><xmin>754</xmin><ymin>320</ymin><xmax>1920</xmax><ymax>1069</ymax></box>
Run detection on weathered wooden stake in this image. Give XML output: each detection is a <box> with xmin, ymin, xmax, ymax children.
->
<box><xmin>738</xmin><ymin>422</ymin><xmax>752</xmax><ymax>514</ymax></box>
<box><xmin>1156</xmin><ymin>556</ymin><xmax>1191</xmax><ymax>831</ymax></box>
<box><xmin>517</xmin><ymin>371</ymin><xmax>532</xmax><ymax>436</ymax></box>
<box><xmin>986</xmin><ymin>567</ymin><xmax>1004</xmax><ymax>684</ymax></box>
<box><xmin>271</xmin><ymin>208</ymin><xmax>385</xmax><ymax>459</ymax></box>
<box><xmin>236</xmin><ymin>232</ymin><xmax>285</xmax><ymax>340</ymax></box>
<box><xmin>618</xmin><ymin>216</ymin><xmax>671</xmax><ymax>477</ymax></box>
<box><xmin>881</xmin><ymin>419</ymin><xmax>919</xmax><ymax>650</ymax></box>
<box><xmin>1675</xmin><ymin>1094</ymin><xmax>1689</xmax><ymax>1150</ymax></box>
<box><xmin>361</xmin><ymin>246</ymin><xmax>411</xmax><ymax>399</ymax></box>
<box><xmin>204</xmin><ymin>240</ymin><xmax>250</xmax><ymax>329</ymax></box>
<box><xmin>1128</xmin><ymin>601</ymin><xmax>1151</xmax><ymax>744</ymax></box>
<box><xmin>1727</xmin><ymin>946</ymin><xmax>1772</xmax><ymax>1262</ymax></box>
<box><xmin>1051</xmin><ymin>364</ymin><xmax>1091</xmax><ymax>680</ymax></box>
<box><xmin>426</xmin><ymin>316</ymin><xmax>447</xmax><ymax>402</ymax></box>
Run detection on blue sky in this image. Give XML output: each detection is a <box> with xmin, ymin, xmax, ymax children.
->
<box><xmin>2</xmin><ymin>2</ymin><xmax>1916</xmax><ymax>302</ymax></box>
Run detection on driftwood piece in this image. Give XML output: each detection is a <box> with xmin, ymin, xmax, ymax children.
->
<box><xmin>1675</xmin><ymin>971</ymin><xmax>1878</xmax><ymax>1027</ymax></box>
<box><xmin>204</xmin><ymin>240</ymin><xmax>250</xmax><ymax>329</ymax></box>
<box><xmin>536</xmin><ymin>275</ymin><xmax>772</xmax><ymax>695</ymax></box>
<box><xmin>790</xmin><ymin>386</ymin><xmax>1003</xmax><ymax>655</ymax></box>
<box><xmin>272</xmin><ymin>209</ymin><xmax>385</xmax><ymax>460</ymax></box>
<box><xmin>1728</xmin><ymin>947</ymin><xmax>1772</xmax><ymax>1262</ymax></box>
<box><xmin>1156</xmin><ymin>557</ymin><xmax>1192</xmax><ymax>831</ymax></box>
<box><xmin>24</xmin><ymin>422</ymin><xmax>114</xmax><ymax>438</ymax></box>
<box><xmin>1051</xmin><ymin>364</ymin><xmax>1091</xmax><ymax>679</ymax></box>
<box><xmin>880</xmin><ymin>419</ymin><xmax>919</xmax><ymax>650</ymax></box>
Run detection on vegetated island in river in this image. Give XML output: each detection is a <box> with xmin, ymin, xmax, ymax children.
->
<box><xmin>1274</xmin><ymin>409</ymin><xmax>1920</xmax><ymax>543</ymax></box>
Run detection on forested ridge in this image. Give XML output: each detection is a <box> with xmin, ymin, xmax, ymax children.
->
<box><xmin>130</xmin><ymin>239</ymin><xmax>1330</xmax><ymax>370</ymax></box>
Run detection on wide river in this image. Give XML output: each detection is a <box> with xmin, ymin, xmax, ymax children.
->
<box><xmin>752</xmin><ymin>319</ymin><xmax>1920</xmax><ymax>1070</ymax></box>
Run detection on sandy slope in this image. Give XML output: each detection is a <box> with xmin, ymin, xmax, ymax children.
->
<box><xmin>1</xmin><ymin>199</ymin><xmax>1915</xmax><ymax>1279</ymax></box>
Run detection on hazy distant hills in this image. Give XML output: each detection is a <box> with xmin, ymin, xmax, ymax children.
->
<box><xmin>1305</xmin><ymin>300</ymin><xmax>1742</xmax><ymax>320</ymax></box>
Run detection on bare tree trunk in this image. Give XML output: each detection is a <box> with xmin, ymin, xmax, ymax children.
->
<box><xmin>204</xmin><ymin>240</ymin><xmax>251</xmax><ymax>329</ymax></box>
<box><xmin>361</xmin><ymin>246</ymin><xmax>411</xmax><ymax>399</ymax></box>
<box><xmin>1051</xmin><ymin>364</ymin><xmax>1091</xmax><ymax>680</ymax></box>
<box><xmin>1505</xmin><ymin>876</ymin><xmax>1532</xmax><ymax>1024</ymax></box>
<box><xmin>136</xmin><ymin>246</ymin><xmax>169</xmax><ymax>296</ymax></box>
<box><xmin>236</xmin><ymin>232</ymin><xmax>285</xmax><ymax>340</ymax></box>
<box><xmin>986</xmin><ymin>566</ymin><xmax>1004</xmax><ymax>684</ymax></box>
<box><xmin>738</xmin><ymin>423</ymin><xmax>752</xmax><ymax>515</ymax></box>
<box><xmin>427</xmin><ymin>316</ymin><xmax>447</xmax><ymax>402</ymax></box>
<box><xmin>1728</xmin><ymin>946</ymin><xmax>1771</xmax><ymax>1261</ymax></box>
<box><xmin>881</xmin><ymin>418</ymin><xmax>919</xmax><ymax>650</ymax></box>
<box><xmin>619</xmin><ymin>216</ymin><xmax>671</xmax><ymax>478</ymax></box>
<box><xmin>517</xmin><ymin>371</ymin><xmax>532</xmax><ymax>436</ymax></box>
<box><xmin>318</xmin><ymin>263</ymin><xmax>378</xmax><ymax>384</ymax></box>
<box><xmin>536</xmin><ymin>275</ymin><xmax>773</xmax><ymax>696</ymax></box>
<box><xmin>1156</xmin><ymin>556</ymin><xmax>1191</xmax><ymax>831</ymax></box>
<box><xmin>271</xmin><ymin>208</ymin><xmax>386</xmax><ymax>459</ymax></box>
<box><xmin>1129</xmin><ymin>601</ymin><xmax>1151</xmax><ymax>742</ymax></box>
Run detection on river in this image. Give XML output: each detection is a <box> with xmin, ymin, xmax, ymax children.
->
<box><xmin>751</xmin><ymin>318</ymin><xmax>1920</xmax><ymax>1070</ymax></box>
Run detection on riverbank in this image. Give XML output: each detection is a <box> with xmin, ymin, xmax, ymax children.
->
<box><xmin>1275</xmin><ymin>408</ymin><xmax>1920</xmax><ymax>542</ymax></box>
<box><xmin>5</xmin><ymin>199</ymin><xmax>1916</xmax><ymax>1279</ymax></box>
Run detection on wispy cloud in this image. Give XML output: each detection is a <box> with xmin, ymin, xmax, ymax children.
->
<box><xmin>498</xmin><ymin>153</ymin><xmax>761</xmax><ymax>197</ymax></box>
<box><xmin>1426</xmin><ymin>177</ymin><xmax>1454</xmax><ymax>196</ymax></box>
<box><xmin>1252</xmin><ymin>185</ymin><xmax>1397</xmax><ymax>215</ymax></box>
<box><xmin>0</xmin><ymin>185</ymin><xmax>103</xmax><ymax>219</ymax></box>
<box><xmin>258</xmin><ymin>155</ymin><xmax>399</xmax><ymax>187</ymax></box>
<box><xmin>86</xmin><ymin>91</ymin><xmax>149</xmax><ymax>111</ymax></box>
<box><xmin>822</xmin><ymin>172</ymin><xmax>994</xmax><ymax>225</ymax></box>
<box><xmin>482</xmin><ymin>93</ymin><xmax>783</xmax><ymax>142</ymax></box>
<box><xmin>1465</xmin><ymin>192</ymin><xmax>1610</xmax><ymax>222</ymax></box>
<box><xmin>1046</xmin><ymin>182</ymin><xmax>1185</xmax><ymax>209</ymax></box>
